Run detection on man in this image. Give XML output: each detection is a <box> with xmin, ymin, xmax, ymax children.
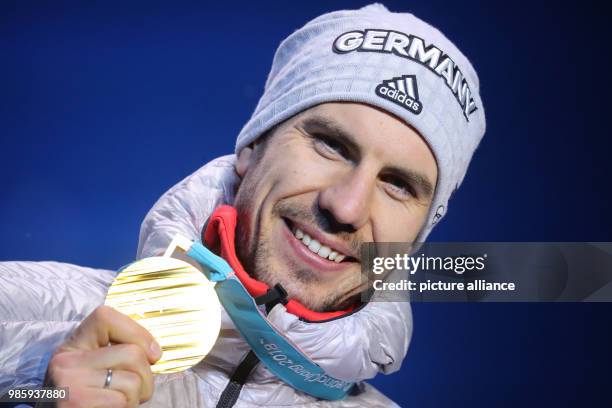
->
<box><xmin>0</xmin><ymin>4</ymin><xmax>485</xmax><ymax>407</ymax></box>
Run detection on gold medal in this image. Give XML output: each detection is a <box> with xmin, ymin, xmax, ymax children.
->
<box><xmin>104</xmin><ymin>256</ymin><xmax>221</xmax><ymax>374</ymax></box>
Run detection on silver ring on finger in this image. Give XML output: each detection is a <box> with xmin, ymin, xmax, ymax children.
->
<box><xmin>103</xmin><ymin>368</ymin><xmax>113</xmax><ymax>388</ymax></box>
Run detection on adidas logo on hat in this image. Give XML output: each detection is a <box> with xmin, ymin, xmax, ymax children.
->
<box><xmin>375</xmin><ymin>75</ymin><xmax>422</xmax><ymax>115</ymax></box>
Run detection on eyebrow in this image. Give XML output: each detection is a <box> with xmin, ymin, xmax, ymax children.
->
<box><xmin>299</xmin><ymin>114</ymin><xmax>436</xmax><ymax>199</ymax></box>
<box><xmin>301</xmin><ymin>115</ymin><xmax>361</xmax><ymax>159</ymax></box>
<box><xmin>386</xmin><ymin>166</ymin><xmax>435</xmax><ymax>198</ymax></box>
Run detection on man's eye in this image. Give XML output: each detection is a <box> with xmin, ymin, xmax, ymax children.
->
<box><xmin>380</xmin><ymin>175</ymin><xmax>417</xmax><ymax>199</ymax></box>
<box><xmin>312</xmin><ymin>134</ymin><xmax>347</xmax><ymax>158</ymax></box>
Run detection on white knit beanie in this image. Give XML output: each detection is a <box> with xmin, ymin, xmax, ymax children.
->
<box><xmin>235</xmin><ymin>3</ymin><xmax>486</xmax><ymax>242</ymax></box>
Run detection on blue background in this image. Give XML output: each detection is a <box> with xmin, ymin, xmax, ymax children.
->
<box><xmin>1</xmin><ymin>1</ymin><xmax>611</xmax><ymax>406</ymax></box>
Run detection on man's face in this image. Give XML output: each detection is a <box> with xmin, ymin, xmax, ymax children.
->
<box><xmin>233</xmin><ymin>102</ymin><xmax>437</xmax><ymax>312</ymax></box>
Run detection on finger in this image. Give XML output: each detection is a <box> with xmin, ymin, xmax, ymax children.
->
<box><xmin>66</xmin><ymin>368</ymin><xmax>144</xmax><ymax>407</ymax></box>
<box><xmin>64</xmin><ymin>345</ymin><xmax>154</xmax><ymax>401</ymax></box>
<box><xmin>63</xmin><ymin>305</ymin><xmax>162</xmax><ymax>364</ymax></box>
<box><xmin>59</xmin><ymin>386</ymin><xmax>126</xmax><ymax>408</ymax></box>
<box><xmin>102</xmin><ymin>369</ymin><xmax>143</xmax><ymax>407</ymax></box>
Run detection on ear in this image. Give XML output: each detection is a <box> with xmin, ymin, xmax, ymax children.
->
<box><xmin>235</xmin><ymin>146</ymin><xmax>254</xmax><ymax>177</ymax></box>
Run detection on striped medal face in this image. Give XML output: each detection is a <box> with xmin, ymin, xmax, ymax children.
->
<box><xmin>104</xmin><ymin>256</ymin><xmax>221</xmax><ymax>374</ymax></box>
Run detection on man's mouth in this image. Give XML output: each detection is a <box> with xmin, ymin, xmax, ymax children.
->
<box><xmin>282</xmin><ymin>218</ymin><xmax>357</xmax><ymax>264</ymax></box>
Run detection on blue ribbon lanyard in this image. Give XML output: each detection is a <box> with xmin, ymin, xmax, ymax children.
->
<box><xmin>186</xmin><ymin>241</ymin><xmax>354</xmax><ymax>401</ymax></box>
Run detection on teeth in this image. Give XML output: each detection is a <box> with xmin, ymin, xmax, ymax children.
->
<box><xmin>292</xmin><ymin>227</ymin><xmax>348</xmax><ymax>262</ymax></box>
<box><xmin>317</xmin><ymin>246</ymin><xmax>331</xmax><ymax>258</ymax></box>
<box><xmin>308</xmin><ymin>240</ymin><xmax>321</xmax><ymax>253</ymax></box>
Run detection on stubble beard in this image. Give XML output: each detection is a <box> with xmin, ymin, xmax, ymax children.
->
<box><xmin>233</xmin><ymin>172</ymin><xmax>363</xmax><ymax>312</ymax></box>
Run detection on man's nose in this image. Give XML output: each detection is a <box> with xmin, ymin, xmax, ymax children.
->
<box><xmin>317</xmin><ymin>168</ymin><xmax>374</xmax><ymax>230</ymax></box>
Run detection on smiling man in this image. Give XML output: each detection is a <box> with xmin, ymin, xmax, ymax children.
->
<box><xmin>232</xmin><ymin>103</ymin><xmax>437</xmax><ymax>313</ymax></box>
<box><xmin>0</xmin><ymin>4</ymin><xmax>485</xmax><ymax>408</ymax></box>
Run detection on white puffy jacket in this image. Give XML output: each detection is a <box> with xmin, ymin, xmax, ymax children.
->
<box><xmin>0</xmin><ymin>155</ymin><xmax>412</xmax><ymax>407</ymax></box>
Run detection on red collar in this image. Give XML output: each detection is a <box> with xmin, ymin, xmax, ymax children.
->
<box><xmin>203</xmin><ymin>205</ymin><xmax>354</xmax><ymax>322</ymax></box>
